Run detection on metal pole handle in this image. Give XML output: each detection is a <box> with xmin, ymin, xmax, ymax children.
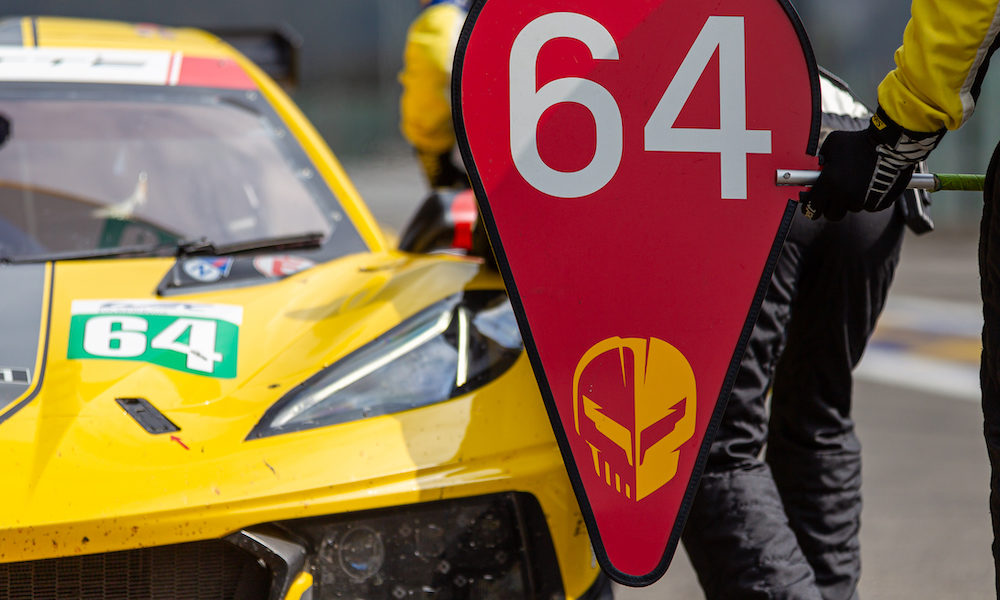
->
<box><xmin>775</xmin><ymin>169</ymin><xmax>985</xmax><ymax>192</ymax></box>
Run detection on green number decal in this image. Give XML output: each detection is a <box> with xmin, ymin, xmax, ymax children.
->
<box><xmin>68</xmin><ymin>301</ymin><xmax>242</xmax><ymax>378</ymax></box>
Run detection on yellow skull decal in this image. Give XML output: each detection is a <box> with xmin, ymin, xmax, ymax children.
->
<box><xmin>572</xmin><ymin>337</ymin><xmax>696</xmax><ymax>501</ymax></box>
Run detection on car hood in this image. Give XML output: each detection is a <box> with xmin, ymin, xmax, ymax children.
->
<box><xmin>2</xmin><ymin>252</ymin><xmax>480</xmax><ymax>414</ymax></box>
<box><xmin>0</xmin><ymin>252</ymin><xmax>555</xmax><ymax>560</ymax></box>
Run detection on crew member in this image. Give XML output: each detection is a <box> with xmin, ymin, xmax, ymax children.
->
<box><xmin>399</xmin><ymin>0</ymin><xmax>469</xmax><ymax>189</ymax></box>
<box><xmin>800</xmin><ymin>0</ymin><xmax>1000</xmax><ymax>593</ymax></box>
<box><xmin>682</xmin><ymin>72</ymin><xmax>918</xmax><ymax>600</ymax></box>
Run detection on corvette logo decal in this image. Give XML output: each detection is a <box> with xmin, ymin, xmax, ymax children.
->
<box><xmin>573</xmin><ymin>337</ymin><xmax>696</xmax><ymax>502</ymax></box>
<box><xmin>67</xmin><ymin>300</ymin><xmax>242</xmax><ymax>378</ymax></box>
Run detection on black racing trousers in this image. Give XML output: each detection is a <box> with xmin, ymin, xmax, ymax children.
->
<box><xmin>681</xmin><ymin>205</ymin><xmax>905</xmax><ymax>600</ymax></box>
<box><xmin>980</xmin><ymin>141</ymin><xmax>1000</xmax><ymax>598</ymax></box>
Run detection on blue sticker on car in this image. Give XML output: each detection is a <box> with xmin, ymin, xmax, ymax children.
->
<box><xmin>182</xmin><ymin>257</ymin><xmax>234</xmax><ymax>282</ymax></box>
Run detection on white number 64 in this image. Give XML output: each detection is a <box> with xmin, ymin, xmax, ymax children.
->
<box><xmin>509</xmin><ymin>13</ymin><xmax>771</xmax><ymax>200</ymax></box>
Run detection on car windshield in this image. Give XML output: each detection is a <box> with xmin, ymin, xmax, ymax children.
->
<box><xmin>0</xmin><ymin>84</ymin><xmax>361</xmax><ymax>260</ymax></box>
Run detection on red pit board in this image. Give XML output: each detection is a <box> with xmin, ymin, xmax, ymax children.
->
<box><xmin>455</xmin><ymin>0</ymin><xmax>820</xmax><ymax>585</ymax></box>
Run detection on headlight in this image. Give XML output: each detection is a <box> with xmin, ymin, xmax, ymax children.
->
<box><xmin>275</xmin><ymin>492</ymin><xmax>564</xmax><ymax>600</ymax></box>
<box><xmin>248</xmin><ymin>291</ymin><xmax>523</xmax><ymax>439</ymax></box>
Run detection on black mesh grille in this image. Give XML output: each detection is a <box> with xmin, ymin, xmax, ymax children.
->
<box><xmin>0</xmin><ymin>539</ymin><xmax>270</xmax><ymax>600</ymax></box>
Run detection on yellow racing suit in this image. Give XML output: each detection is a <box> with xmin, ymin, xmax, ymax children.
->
<box><xmin>399</xmin><ymin>0</ymin><xmax>468</xmax><ymax>187</ymax></box>
<box><xmin>878</xmin><ymin>0</ymin><xmax>1000</xmax><ymax>132</ymax></box>
<box><xmin>877</xmin><ymin>0</ymin><xmax>1000</xmax><ymax>594</ymax></box>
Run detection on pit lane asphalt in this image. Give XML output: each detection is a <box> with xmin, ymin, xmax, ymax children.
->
<box><xmin>345</xmin><ymin>154</ymin><xmax>994</xmax><ymax>599</ymax></box>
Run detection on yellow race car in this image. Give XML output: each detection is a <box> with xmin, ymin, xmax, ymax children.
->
<box><xmin>0</xmin><ymin>17</ymin><xmax>607</xmax><ymax>600</ymax></box>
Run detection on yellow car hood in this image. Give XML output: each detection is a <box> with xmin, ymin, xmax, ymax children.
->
<box><xmin>38</xmin><ymin>252</ymin><xmax>480</xmax><ymax>413</ymax></box>
<box><xmin>0</xmin><ymin>253</ymin><xmax>568</xmax><ymax>561</ymax></box>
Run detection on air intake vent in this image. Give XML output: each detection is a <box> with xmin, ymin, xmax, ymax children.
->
<box><xmin>0</xmin><ymin>539</ymin><xmax>270</xmax><ymax>600</ymax></box>
<box><xmin>116</xmin><ymin>397</ymin><xmax>179</xmax><ymax>435</ymax></box>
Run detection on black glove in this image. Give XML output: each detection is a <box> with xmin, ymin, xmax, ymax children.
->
<box><xmin>0</xmin><ymin>113</ymin><xmax>9</xmax><ymax>149</ymax></box>
<box><xmin>417</xmin><ymin>149</ymin><xmax>467</xmax><ymax>189</ymax></box>
<box><xmin>801</xmin><ymin>106</ymin><xmax>945</xmax><ymax>221</ymax></box>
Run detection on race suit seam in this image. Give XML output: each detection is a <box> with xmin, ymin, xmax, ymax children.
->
<box><xmin>959</xmin><ymin>0</ymin><xmax>1000</xmax><ymax>123</ymax></box>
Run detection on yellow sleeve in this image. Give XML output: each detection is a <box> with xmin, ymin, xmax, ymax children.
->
<box><xmin>878</xmin><ymin>0</ymin><xmax>1000</xmax><ymax>132</ymax></box>
<box><xmin>399</xmin><ymin>4</ymin><xmax>466</xmax><ymax>155</ymax></box>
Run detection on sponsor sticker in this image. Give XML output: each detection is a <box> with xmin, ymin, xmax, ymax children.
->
<box><xmin>0</xmin><ymin>48</ymin><xmax>256</xmax><ymax>90</ymax></box>
<box><xmin>67</xmin><ymin>300</ymin><xmax>242</xmax><ymax>378</ymax></box>
<box><xmin>0</xmin><ymin>367</ymin><xmax>30</xmax><ymax>385</ymax></box>
<box><xmin>0</xmin><ymin>47</ymin><xmax>174</xmax><ymax>85</ymax></box>
<box><xmin>252</xmin><ymin>255</ymin><xmax>315</xmax><ymax>278</ymax></box>
<box><xmin>182</xmin><ymin>257</ymin><xmax>234</xmax><ymax>283</ymax></box>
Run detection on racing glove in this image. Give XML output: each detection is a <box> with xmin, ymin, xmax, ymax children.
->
<box><xmin>417</xmin><ymin>149</ymin><xmax>467</xmax><ymax>189</ymax></box>
<box><xmin>801</xmin><ymin>106</ymin><xmax>945</xmax><ymax>221</ymax></box>
<box><xmin>0</xmin><ymin>113</ymin><xmax>9</xmax><ymax>149</ymax></box>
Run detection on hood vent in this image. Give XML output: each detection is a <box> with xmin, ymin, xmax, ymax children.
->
<box><xmin>115</xmin><ymin>397</ymin><xmax>179</xmax><ymax>435</ymax></box>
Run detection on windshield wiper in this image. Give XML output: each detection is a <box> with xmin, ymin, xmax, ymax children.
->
<box><xmin>1</xmin><ymin>232</ymin><xmax>325</xmax><ymax>265</ymax></box>
<box><xmin>174</xmin><ymin>231</ymin><xmax>325</xmax><ymax>257</ymax></box>
<box><xmin>159</xmin><ymin>231</ymin><xmax>326</xmax><ymax>294</ymax></box>
<box><xmin>1</xmin><ymin>243</ymin><xmax>170</xmax><ymax>264</ymax></box>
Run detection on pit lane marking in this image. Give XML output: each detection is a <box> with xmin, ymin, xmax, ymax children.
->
<box><xmin>856</xmin><ymin>295</ymin><xmax>981</xmax><ymax>402</ymax></box>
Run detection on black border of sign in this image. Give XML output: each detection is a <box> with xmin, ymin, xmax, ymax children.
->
<box><xmin>452</xmin><ymin>0</ymin><xmax>820</xmax><ymax>587</ymax></box>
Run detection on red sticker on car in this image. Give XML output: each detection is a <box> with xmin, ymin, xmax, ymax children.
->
<box><xmin>454</xmin><ymin>0</ymin><xmax>819</xmax><ymax>585</ymax></box>
<box><xmin>252</xmin><ymin>255</ymin><xmax>315</xmax><ymax>278</ymax></box>
<box><xmin>174</xmin><ymin>55</ymin><xmax>256</xmax><ymax>90</ymax></box>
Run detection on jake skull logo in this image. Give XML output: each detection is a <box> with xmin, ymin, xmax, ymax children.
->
<box><xmin>572</xmin><ymin>337</ymin><xmax>696</xmax><ymax>501</ymax></box>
